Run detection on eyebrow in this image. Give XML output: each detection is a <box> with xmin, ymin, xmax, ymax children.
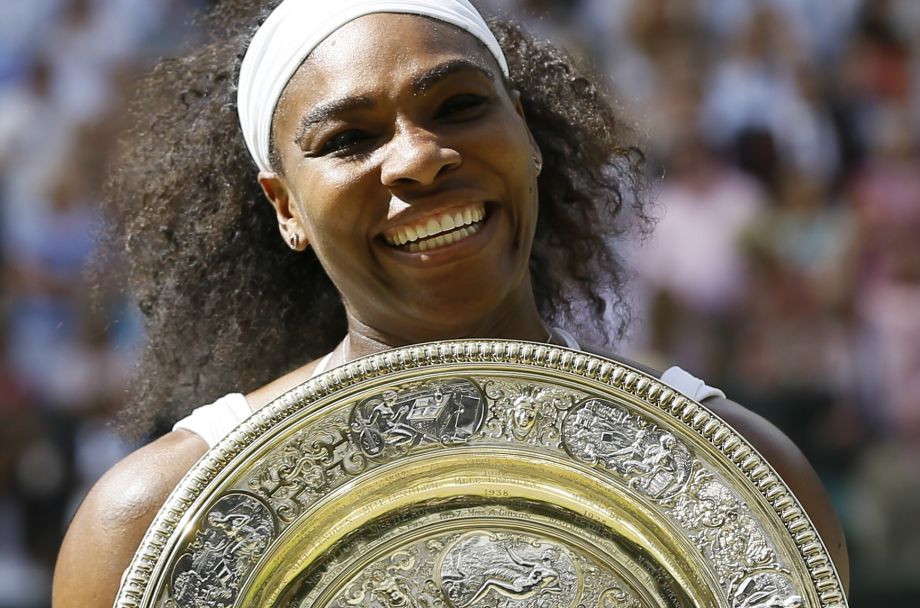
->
<box><xmin>295</xmin><ymin>59</ymin><xmax>496</xmax><ymax>143</ymax></box>
<box><xmin>410</xmin><ymin>58</ymin><xmax>496</xmax><ymax>94</ymax></box>
<box><xmin>296</xmin><ymin>95</ymin><xmax>376</xmax><ymax>143</ymax></box>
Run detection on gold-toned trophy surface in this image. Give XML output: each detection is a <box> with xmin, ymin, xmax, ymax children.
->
<box><xmin>115</xmin><ymin>341</ymin><xmax>847</xmax><ymax>608</ymax></box>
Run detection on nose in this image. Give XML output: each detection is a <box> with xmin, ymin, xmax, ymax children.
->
<box><xmin>380</xmin><ymin>123</ymin><xmax>461</xmax><ymax>187</ymax></box>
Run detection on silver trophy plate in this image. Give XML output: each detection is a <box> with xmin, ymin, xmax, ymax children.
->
<box><xmin>115</xmin><ymin>340</ymin><xmax>848</xmax><ymax>608</ymax></box>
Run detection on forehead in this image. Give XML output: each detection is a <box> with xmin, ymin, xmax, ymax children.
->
<box><xmin>280</xmin><ymin>13</ymin><xmax>499</xmax><ymax>103</ymax></box>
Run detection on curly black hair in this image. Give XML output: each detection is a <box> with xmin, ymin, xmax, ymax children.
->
<box><xmin>100</xmin><ymin>0</ymin><xmax>649</xmax><ymax>441</ymax></box>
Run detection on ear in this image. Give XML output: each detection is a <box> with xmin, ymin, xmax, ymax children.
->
<box><xmin>510</xmin><ymin>90</ymin><xmax>543</xmax><ymax>172</ymax></box>
<box><xmin>258</xmin><ymin>171</ymin><xmax>309</xmax><ymax>251</ymax></box>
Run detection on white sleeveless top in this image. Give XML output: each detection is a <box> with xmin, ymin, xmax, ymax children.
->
<box><xmin>173</xmin><ymin>331</ymin><xmax>726</xmax><ymax>448</ymax></box>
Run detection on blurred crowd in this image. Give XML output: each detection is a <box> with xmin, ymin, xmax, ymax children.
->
<box><xmin>0</xmin><ymin>1</ymin><xmax>206</xmax><ymax>605</ymax></box>
<box><xmin>0</xmin><ymin>0</ymin><xmax>917</xmax><ymax>606</ymax></box>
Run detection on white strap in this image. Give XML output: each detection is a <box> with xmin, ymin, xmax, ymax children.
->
<box><xmin>172</xmin><ymin>393</ymin><xmax>252</xmax><ymax>448</ymax></box>
<box><xmin>550</xmin><ymin>330</ymin><xmax>724</xmax><ymax>402</ymax></box>
<box><xmin>311</xmin><ymin>351</ymin><xmax>336</xmax><ymax>377</ymax></box>
<box><xmin>552</xmin><ymin>327</ymin><xmax>581</xmax><ymax>349</ymax></box>
<box><xmin>660</xmin><ymin>366</ymin><xmax>726</xmax><ymax>402</ymax></box>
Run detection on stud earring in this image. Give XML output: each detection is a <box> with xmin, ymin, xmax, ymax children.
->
<box><xmin>289</xmin><ymin>233</ymin><xmax>300</xmax><ymax>250</ymax></box>
<box><xmin>534</xmin><ymin>156</ymin><xmax>543</xmax><ymax>176</ymax></box>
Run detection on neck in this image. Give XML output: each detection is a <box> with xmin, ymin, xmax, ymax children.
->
<box><xmin>337</xmin><ymin>292</ymin><xmax>552</xmax><ymax>364</ymax></box>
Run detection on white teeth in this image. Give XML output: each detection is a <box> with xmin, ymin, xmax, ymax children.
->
<box><xmin>383</xmin><ymin>203</ymin><xmax>487</xmax><ymax>248</ymax></box>
<box><xmin>411</xmin><ymin>222</ymin><xmax>479</xmax><ymax>253</ymax></box>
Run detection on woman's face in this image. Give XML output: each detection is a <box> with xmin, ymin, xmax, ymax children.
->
<box><xmin>263</xmin><ymin>13</ymin><xmax>541</xmax><ymax>342</ymax></box>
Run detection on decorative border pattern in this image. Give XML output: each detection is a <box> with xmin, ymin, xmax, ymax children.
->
<box><xmin>115</xmin><ymin>340</ymin><xmax>847</xmax><ymax>608</ymax></box>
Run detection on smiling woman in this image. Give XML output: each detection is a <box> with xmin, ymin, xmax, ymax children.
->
<box><xmin>93</xmin><ymin>0</ymin><xmax>645</xmax><ymax>442</ymax></box>
<box><xmin>262</xmin><ymin>12</ymin><xmax>547</xmax><ymax>345</ymax></box>
<box><xmin>51</xmin><ymin>1</ymin><xmax>848</xmax><ymax>606</ymax></box>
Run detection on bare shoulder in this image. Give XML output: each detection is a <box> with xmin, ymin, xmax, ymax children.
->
<box><xmin>52</xmin><ymin>430</ymin><xmax>208</xmax><ymax>608</ymax></box>
<box><xmin>578</xmin><ymin>342</ymin><xmax>849</xmax><ymax>591</ymax></box>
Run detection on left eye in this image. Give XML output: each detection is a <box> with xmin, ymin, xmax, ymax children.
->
<box><xmin>436</xmin><ymin>94</ymin><xmax>489</xmax><ymax>119</ymax></box>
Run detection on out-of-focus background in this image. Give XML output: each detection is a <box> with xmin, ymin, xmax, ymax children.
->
<box><xmin>0</xmin><ymin>0</ymin><xmax>917</xmax><ymax>605</ymax></box>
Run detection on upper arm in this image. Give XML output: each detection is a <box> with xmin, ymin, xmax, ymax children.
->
<box><xmin>705</xmin><ymin>397</ymin><xmax>850</xmax><ymax>593</ymax></box>
<box><xmin>52</xmin><ymin>431</ymin><xmax>208</xmax><ymax>608</ymax></box>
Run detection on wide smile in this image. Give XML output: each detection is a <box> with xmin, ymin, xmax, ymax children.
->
<box><xmin>381</xmin><ymin>203</ymin><xmax>487</xmax><ymax>253</ymax></box>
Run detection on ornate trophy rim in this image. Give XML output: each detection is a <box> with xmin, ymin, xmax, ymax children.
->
<box><xmin>115</xmin><ymin>339</ymin><xmax>848</xmax><ymax>608</ymax></box>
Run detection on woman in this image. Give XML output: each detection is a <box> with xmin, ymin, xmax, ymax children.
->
<box><xmin>52</xmin><ymin>1</ymin><xmax>848</xmax><ymax>605</ymax></box>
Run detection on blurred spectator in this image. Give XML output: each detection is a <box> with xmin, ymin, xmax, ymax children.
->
<box><xmin>849</xmin><ymin>439</ymin><xmax>920</xmax><ymax>598</ymax></box>
<box><xmin>1</xmin><ymin>2</ymin><xmax>194</xmax><ymax>606</ymax></box>
<box><xmin>630</xmin><ymin>137</ymin><xmax>765</xmax><ymax>378</ymax></box>
<box><xmin>850</xmin><ymin>106</ymin><xmax>920</xmax><ymax>441</ymax></box>
<box><xmin>700</xmin><ymin>7</ymin><xmax>841</xmax><ymax>185</ymax></box>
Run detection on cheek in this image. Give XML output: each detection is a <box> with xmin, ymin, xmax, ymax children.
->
<box><xmin>292</xmin><ymin>165</ymin><xmax>380</xmax><ymax>236</ymax></box>
<box><xmin>486</xmin><ymin>125</ymin><xmax>536</xmax><ymax>187</ymax></box>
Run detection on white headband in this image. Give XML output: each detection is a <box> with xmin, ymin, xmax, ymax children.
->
<box><xmin>237</xmin><ymin>0</ymin><xmax>509</xmax><ymax>172</ymax></box>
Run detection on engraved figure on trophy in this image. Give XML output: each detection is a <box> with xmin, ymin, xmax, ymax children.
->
<box><xmin>562</xmin><ymin>399</ymin><xmax>693</xmax><ymax>499</ymax></box>
<box><xmin>437</xmin><ymin>532</ymin><xmax>579</xmax><ymax>608</ymax></box>
<box><xmin>607</xmin><ymin>431</ymin><xmax>688</xmax><ymax>495</ymax></box>
<box><xmin>353</xmin><ymin>390</ymin><xmax>418</xmax><ymax>455</ymax></box>
<box><xmin>341</xmin><ymin>575</ymin><xmax>421</xmax><ymax>608</ymax></box>
<box><xmin>333</xmin><ymin>548</ymin><xmax>445</xmax><ymax>608</ymax></box>
<box><xmin>248</xmin><ymin>416</ymin><xmax>369</xmax><ymax>523</ymax></box>
<box><xmin>482</xmin><ymin>381</ymin><xmax>578</xmax><ymax>446</ymax></box>
<box><xmin>350</xmin><ymin>379</ymin><xmax>485</xmax><ymax>457</ymax></box>
<box><xmin>371</xmin><ymin>577</ymin><xmax>417</xmax><ymax>607</ymax></box>
<box><xmin>706</xmin><ymin>511</ymin><xmax>773</xmax><ymax>571</ymax></box>
<box><xmin>730</xmin><ymin>572</ymin><xmax>803</xmax><ymax>608</ymax></box>
<box><xmin>599</xmin><ymin>586</ymin><xmax>642</xmax><ymax>608</ymax></box>
<box><xmin>665</xmin><ymin>467</ymin><xmax>776</xmax><ymax>584</ymax></box>
<box><xmin>170</xmin><ymin>493</ymin><xmax>276</xmax><ymax>608</ymax></box>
